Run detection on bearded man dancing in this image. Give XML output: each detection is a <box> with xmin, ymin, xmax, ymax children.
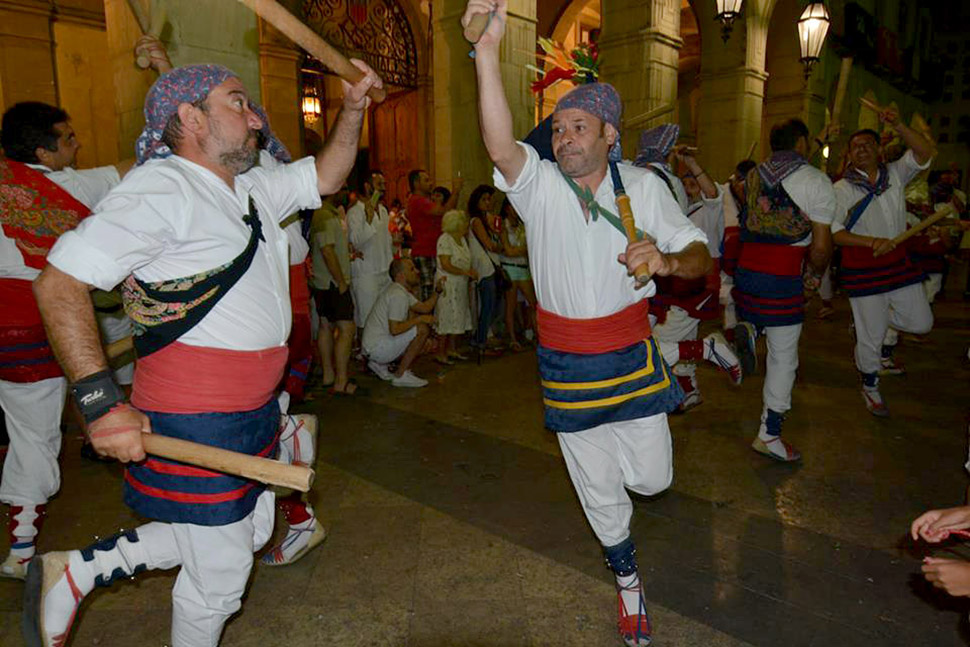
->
<box><xmin>25</xmin><ymin>61</ymin><xmax>381</xmax><ymax>647</ymax></box>
<box><xmin>465</xmin><ymin>2</ymin><xmax>711</xmax><ymax>644</ymax></box>
<box><xmin>831</xmin><ymin>110</ymin><xmax>935</xmax><ymax>416</ymax></box>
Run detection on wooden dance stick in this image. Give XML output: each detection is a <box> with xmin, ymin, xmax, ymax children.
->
<box><xmin>142</xmin><ymin>434</ymin><xmax>315</xmax><ymax>492</ymax></box>
<box><xmin>235</xmin><ymin>0</ymin><xmax>386</xmax><ymax>102</ymax></box>
<box><xmin>745</xmin><ymin>139</ymin><xmax>758</xmax><ymax>161</ymax></box>
<box><xmin>104</xmin><ymin>335</ymin><xmax>134</xmax><ymax>361</ymax></box>
<box><xmin>625</xmin><ymin>103</ymin><xmax>675</xmax><ymax>130</ymax></box>
<box><xmin>463</xmin><ymin>11</ymin><xmax>492</xmax><ymax>43</ymax></box>
<box><xmin>831</xmin><ymin>57</ymin><xmax>853</xmax><ymax>126</ymax></box>
<box><xmin>617</xmin><ymin>194</ymin><xmax>651</xmax><ymax>286</ymax></box>
<box><xmin>881</xmin><ymin>205</ymin><xmax>954</xmax><ymax>253</ymax></box>
<box><xmin>859</xmin><ymin>96</ymin><xmax>884</xmax><ymax>113</ymax></box>
<box><xmin>128</xmin><ymin>0</ymin><xmax>167</xmax><ymax>69</ymax></box>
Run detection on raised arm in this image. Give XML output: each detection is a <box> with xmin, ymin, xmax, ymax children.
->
<box><xmin>882</xmin><ymin>109</ymin><xmax>934</xmax><ymax>165</ymax></box>
<box><xmin>463</xmin><ymin>0</ymin><xmax>526</xmax><ymax>185</ymax></box>
<box><xmin>316</xmin><ymin>59</ymin><xmax>383</xmax><ymax>195</ymax></box>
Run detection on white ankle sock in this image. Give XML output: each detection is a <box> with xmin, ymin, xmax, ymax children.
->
<box><xmin>616</xmin><ymin>571</ymin><xmax>643</xmax><ymax>616</ymax></box>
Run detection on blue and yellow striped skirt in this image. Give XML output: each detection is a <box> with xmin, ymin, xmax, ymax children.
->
<box><xmin>537</xmin><ymin>337</ymin><xmax>684</xmax><ymax>433</ymax></box>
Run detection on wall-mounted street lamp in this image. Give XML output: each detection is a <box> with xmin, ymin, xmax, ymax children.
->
<box><xmin>798</xmin><ymin>2</ymin><xmax>831</xmax><ymax>79</ymax></box>
<box><xmin>301</xmin><ymin>83</ymin><xmax>322</xmax><ymax>124</ymax></box>
<box><xmin>714</xmin><ymin>0</ymin><xmax>744</xmax><ymax>43</ymax></box>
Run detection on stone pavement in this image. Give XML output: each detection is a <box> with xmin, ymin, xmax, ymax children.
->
<box><xmin>1</xmin><ymin>285</ymin><xmax>969</xmax><ymax>646</ymax></box>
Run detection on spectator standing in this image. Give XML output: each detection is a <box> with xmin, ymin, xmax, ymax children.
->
<box><xmin>499</xmin><ymin>199</ymin><xmax>537</xmax><ymax>350</ymax></box>
<box><xmin>347</xmin><ymin>170</ymin><xmax>393</xmax><ymax>328</ymax></box>
<box><xmin>407</xmin><ymin>169</ymin><xmax>463</xmax><ymax>299</ymax></box>
<box><xmin>435</xmin><ymin>210</ymin><xmax>476</xmax><ymax>363</ymax></box>
<box><xmin>310</xmin><ymin>188</ymin><xmax>359</xmax><ymax>395</ymax></box>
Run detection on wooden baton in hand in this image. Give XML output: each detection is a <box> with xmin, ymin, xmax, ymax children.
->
<box><xmin>236</xmin><ymin>0</ymin><xmax>385</xmax><ymax>102</ymax></box>
<box><xmin>881</xmin><ymin>205</ymin><xmax>954</xmax><ymax>254</ymax></box>
<box><xmin>616</xmin><ymin>194</ymin><xmax>651</xmax><ymax>286</ymax></box>
<box><xmin>463</xmin><ymin>11</ymin><xmax>492</xmax><ymax>43</ymax></box>
<box><xmin>142</xmin><ymin>434</ymin><xmax>315</xmax><ymax>492</ymax></box>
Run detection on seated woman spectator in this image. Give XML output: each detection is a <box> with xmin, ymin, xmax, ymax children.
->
<box><xmin>499</xmin><ymin>198</ymin><xmax>536</xmax><ymax>351</ymax></box>
<box><xmin>467</xmin><ymin>184</ymin><xmax>499</xmax><ymax>359</ymax></box>
<box><xmin>435</xmin><ymin>210</ymin><xmax>476</xmax><ymax>363</ymax></box>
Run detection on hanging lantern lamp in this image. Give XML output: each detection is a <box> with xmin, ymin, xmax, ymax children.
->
<box><xmin>797</xmin><ymin>2</ymin><xmax>831</xmax><ymax>79</ymax></box>
<box><xmin>714</xmin><ymin>0</ymin><xmax>744</xmax><ymax>43</ymax></box>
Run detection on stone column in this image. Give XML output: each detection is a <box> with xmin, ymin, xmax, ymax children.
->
<box><xmin>692</xmin><ymin>1</ymin><xmax>770</xmax><ymax>180</ymax></box>
<box><xmin>258</xmin><ymin>14</ymin><xmax>301</xmax><ymax>158</ymax></box>
<box><xmin>599</xmin><ymin>0</ymin><xmax>683</xmax><ymax>159</ymax></box>
<box><xmin>431</xmin><ymin>0</ymin><xmax>536</xmax><ymax>192</ymax></box>
<box><xmin>0</xmin><ymin>0</ymin><xmax>57</xmax><ymax>110</ymax></box>
<box><xmin>105</xmin><ymin>0</ymin><xmax>260</xmax><ymax>160</ymax></box>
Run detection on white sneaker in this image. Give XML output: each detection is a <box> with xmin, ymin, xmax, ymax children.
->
<box><xmin>391</xmin><ymin>370</ymin><xmax>428</xmax><ymax>388</ymax></box>
<box><xmin>367</xmin><ymin>359</ymin><xmax>394</xmax><ymax>381</ymax></box>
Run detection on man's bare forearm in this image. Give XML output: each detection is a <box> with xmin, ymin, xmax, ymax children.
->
<box><xmin>33</xmin><ymin>265</ymin><xmax>108</xmax><ymax>381</ymax></box>
<box><xmin>474</xmin><ymin>44</ymin><xmax>526</xmax><ymax>183</ymax></box>
<box><xmin>317</xmin><ymin>106</ymin><xmax>365</xmax><ymax>195</ymax></box>
<box><xmin>668</xmin><ymin>242</ymin><xmax>712</xmax><ymax>279</ymax></box>
<box><xmin>807</xmin><ymin>223</ymin><xmax>833</xmax><ymax>274</ymax></box>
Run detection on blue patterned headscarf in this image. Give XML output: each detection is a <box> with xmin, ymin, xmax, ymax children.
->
<box><xmin>554</xmin><ymin>82</ymin><xmax>623</xmax><ymax>162</ymax></box>
<box><xmin>634</xmin><ymin>124</ymin><xmax>679</xmax><ymax>168</ymax></box>
<box><xmin>135</xmin><ymin>64</ymin><xmax>289</xmax><ymax>165</ymax></box>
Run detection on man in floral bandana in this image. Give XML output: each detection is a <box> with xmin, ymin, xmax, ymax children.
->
<box><xmin>25</xmin><ymin>60</ymin><xmax>381</xmax><ymax>647</ymax></box>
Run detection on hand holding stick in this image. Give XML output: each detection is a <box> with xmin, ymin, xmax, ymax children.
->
<box><xmin>143</xmin><ymin>434</ymin><xmax>314</xmax><ymax>491</ymax></box>
<box><xmin>236</xmin><ymin>0</ymin><xmax>386</xmax><ymax>102</ymax></box>
<box><xmin>881</xmin><ymin>205</ymin><xmax>954</xmax><ymax>254</ymax></box>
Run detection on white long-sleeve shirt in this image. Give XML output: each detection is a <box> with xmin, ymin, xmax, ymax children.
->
<box><xmin>493</xmin><ymin>142</ymin><xmax>707</xmax><ymax>319</ymax></box>
<box><xmin>48</xmin><ymin>155</ymin><xmax>321</xmax><ymax>350</ymax></box>
<box><xmin>346</xmin><ymin>199</ymin><xmax>393</xmax><ymax>279</ymax></box>
<box><xmin>832</xmin><ymin>149</ymin><xmax>931</xmax><ymax>238</ymax></box>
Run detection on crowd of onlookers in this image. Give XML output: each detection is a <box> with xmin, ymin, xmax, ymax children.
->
<box><xmin>289</xmin><ymin>167</ymin><xmax>541</xmax><ymax>397</ymax></box>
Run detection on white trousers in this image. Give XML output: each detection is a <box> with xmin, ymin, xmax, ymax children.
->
<box><xmin>129</xmin><ymin>491</ymin><xmax>275</xmax><ymax>647</ymax></box>
<box><xmin>363</xmin><ymin>326</ymin><xmax>417</xmax><ymax>365</ymax></box>
<box><xmin>924</xmin><ymin>273</ymin><xmax>943</xmax><ymax>304</ymax></box>
<box><xmin>557</xmin><ymin>414</ymin><xmax>673</xmax><ymax>547</ymax></box>
<box><xmin>720</xmin><ymin>271</ymin><xmax>736</xmax><ymax>330</ymax></box>
<box><xmin>0</xmin><ymin>377</ymin><xmax>66</xmax><ymax>506</ymax></box>
<box><xmin>350</xmin><ymin>272</ymin><xmax>391</xmax><ymax>328</ymax></box>
<box><xmin>651</xmin><ymin>307</ymin><xmax>699</xmax><ymax>378</ymax></box>
<box><xmin>818</xmin><ymin>266</ymin><xmax>834</xmax><ymax>301</ymax></box>
<box><xmin>848</xmin><ymin>283</ymin><xmax>933</xmax><ymax>375</ymax></box>
<box><xmin>763</xmin><ymin>324</ymin><xmax>802</xmax><ymax>414</ymax></box>
<box><xmin>96</xmin><ymin>309</ymin><xmax>134</xmax><ymax>385</ymax></box>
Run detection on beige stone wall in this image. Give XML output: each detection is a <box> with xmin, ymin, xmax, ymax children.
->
<box><xmin>600</xmin><ymin>0</ymin><xmax>683</xmax><ymax>160</ymax></box>
<box><xmin>0</xmin><ymin>1</ymin><xmax>57</xmax><ymax>112</ymax></box>
<box><xmin>432</xmin><ymin>0</ymin><xmax>536</xmax><ymax>196</ymax></box>
<box><xmin>104</xmin><ymin>0</ymin><xmax>261</xmax><ymax>161</ymax></box>
<box><xmin>53</xmin><ymin>21</ymin><xmax>119</xmax><ymax>168</ymax></box>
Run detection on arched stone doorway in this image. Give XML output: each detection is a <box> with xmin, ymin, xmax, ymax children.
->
<box><xmin>301</xmin><ymin>0</ymin><xmax>424</xmax><ymax>204</ymax></box>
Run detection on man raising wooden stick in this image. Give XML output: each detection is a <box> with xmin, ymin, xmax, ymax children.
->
<box><xmin>463</xmin><ymin>2</ymin><xmax>710</xmax><ymax>644</ymax></box>
<box><xmin>24</xmin><ymin>59</ymin><xmax>381</xmax><ymax>647</ymax></box>
<box><xmin>831</xmin><ymin>108</ymin><xmax>935</xmax><ymax>417</ymax></box>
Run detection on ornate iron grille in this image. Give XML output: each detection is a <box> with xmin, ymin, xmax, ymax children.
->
<box><xmin>303</xmin><ymin>0</ymin><xmax>418</xmax><ymax>89</ymax></box>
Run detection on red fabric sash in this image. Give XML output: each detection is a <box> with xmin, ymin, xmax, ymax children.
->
<box><xmin>738</xmin><ymin>242</ymin><xmax>805</xmax><ymax>276</ymax></box>
<box><xmin>841</xmin><ymin>245</ymin><xmax>907</xmax><ymax>269</ymax></box>
<box><xmin>0</xmin><ymin>159</ymin><xmax>91</xmax><ymax>270</ymax></box>
<box><xmin>132</xmin><ymin>342</ymin><xmax>288</xmax><ymax>414</ymax></box>
<box><xmin>536</xmin><ymin>301</ymin><xmax>651</xmax><ymax>355</ymax></box>
<box><xmin>289</xmin><ymin>262</ymin><xmax>311</xmax><ymax>315</ymax></box>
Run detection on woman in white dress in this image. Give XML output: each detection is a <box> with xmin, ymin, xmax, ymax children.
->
<box><xmin>435</xmin><ymin>210</ymin><xmax>477</xmax><ymax>363</ymax></box>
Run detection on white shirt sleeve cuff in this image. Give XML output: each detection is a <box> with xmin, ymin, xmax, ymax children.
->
<box><xmin>47</xmin><ymin>230</ymin><xmax>131</xmax><ymax>291</ymax></box>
